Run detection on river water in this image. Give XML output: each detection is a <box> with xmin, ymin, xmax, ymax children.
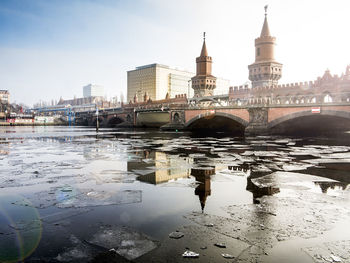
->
<box><xmin>0</xmin><ymin>126</ymin><xmax>350</xmax><ymax>262</ymax></box>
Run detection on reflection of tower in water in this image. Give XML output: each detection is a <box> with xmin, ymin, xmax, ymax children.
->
<box><xmin>191</xmin><ymin>167</ymin><xmax>214</xmax><ymax>212</ymax></box>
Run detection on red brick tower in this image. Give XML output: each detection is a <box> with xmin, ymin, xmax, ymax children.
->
<box><xmin>191</xmin><ymin>33</ymin><xmax>217</xmax><ymax>97</ymax></box>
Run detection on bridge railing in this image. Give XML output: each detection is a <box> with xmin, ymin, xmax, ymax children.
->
<box><xmin>229</xmin><ymin>91</ymin><xmax>350</xmax><ymax>107</ymax></box>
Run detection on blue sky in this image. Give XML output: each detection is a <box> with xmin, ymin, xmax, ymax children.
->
<box><xmin>1</xmin><ymin>0</ymin><xmax>350</xmax><ymax>106</ymax></box>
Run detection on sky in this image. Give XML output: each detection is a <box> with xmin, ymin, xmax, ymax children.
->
<box><xmin>0</xmin><ymin>0</ymin><xmax>350</xmax><ymax>106</ymax></box>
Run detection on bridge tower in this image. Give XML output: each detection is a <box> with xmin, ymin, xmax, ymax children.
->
<box><xmin>248</xmin><ymin>6</ymin><xmax>282</xmax><ymax>88</ymax></box>
<box><xmin>191</xmin><ymin>33</ymin><xmax>217</xmax><ymax>97</ymax></box>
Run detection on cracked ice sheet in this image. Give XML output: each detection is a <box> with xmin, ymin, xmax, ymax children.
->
<box><xmin>251</xmin><ymin>171</ymin><xmax>337</xmax><ymax>190</ymax></box>
<box><xmin>185</xmin><ymin>185</ymin><xmax>350</xmax><ymax>256</ymax></box>
<box><xmin>135</xmin><ymin>224</ymin><xmax>249</xmax><ymax>263</ymax></box>
<box><xmin>57</xmin><ymin>189</ymin><xmax>142</xmax><ymax>209</ymax></box>
<box><xmin>92</xmin><ymin>170</ymin><xmax>138</xmax><ymax>184</ymax></box>
<box><xmin>303</xmin><ymin>240</ymin><xmax>350</xmax><ymax>263</ymax></box>
<box><xmin>88</xmin><ymin>225</ymin><xmax>158</xmax><ymax>260</ymax></box>
<box><xmin>13</xmin><ymin>188</ymin><xmax>142</xmax><ymax>209</ymax></box>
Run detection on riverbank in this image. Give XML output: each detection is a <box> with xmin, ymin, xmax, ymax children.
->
<box><xmin>0</xmin><ymin>121</ymin><xmax>66</xmax><ymax>126</ymax></box>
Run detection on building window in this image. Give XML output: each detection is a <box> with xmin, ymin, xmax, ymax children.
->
<box><xmin>257</xmin><ymin>48</ymin><xmax>260</xmax><ymax>56</ymax></box>
<box><xmin>324</xmin><ymin>94</ymin><xmax>333</xmax><ymax>103</ymax></box>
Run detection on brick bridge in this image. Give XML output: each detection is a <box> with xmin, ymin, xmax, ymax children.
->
<box><xmin>75</xmin><ymin>99</ymin><xmax>350</xmax><ymax>135</ymax></box>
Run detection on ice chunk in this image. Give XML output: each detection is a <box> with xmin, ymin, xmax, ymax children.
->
<box><xmin>182</xmin><ymin>250</ymin><xmax>199</xmax><ymax>258</ymax></box>
<box><xmin>214</xmin><ymin>242</ymin><xmax>226</xmax><ymax>248</ymax></box>
<box><xmin>168</xmin><ymin>231</ymin><xmax>184</xmax><ymax>239</ymax></box>
<box><xmin>331</xmin><ymin>254</ymin><xmax>342</xmax><ymax>262</ymax></box>
<box><xmin>222</xmin><ymin>253</ymin><xmax>234</xmax><ymax>259</ymax></box>
<box><xmin>251</xmin><ymin>171</ymin><xmax>338</xmax><ymax>190</ymax></box>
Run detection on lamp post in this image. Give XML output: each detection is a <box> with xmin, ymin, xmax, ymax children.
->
<box><xmin>96</xmin><ymin>106</ymin><xmax>99</xmax><ymax>133</ymax></box>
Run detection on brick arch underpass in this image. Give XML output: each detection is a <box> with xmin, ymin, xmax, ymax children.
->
<box><xmin>268</xmin><ymin>109</ymin><xmax>350</xmax><ymax>135</ymax></box>
<box><xmin>106</xmin><ymin>115</ymin><xmax>125</xmax><ymax>127</ymax></box>
<box><xmin>185</xmin><ymin>112</ymin><xmax>248</xmax><ymax>135</ymax></box>
<box><xmin>89</xmin><ymin>116</ymin><xmax>105</xmax><ymax>127</ymax></box>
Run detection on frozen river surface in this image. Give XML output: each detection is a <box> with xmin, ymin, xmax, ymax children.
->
<box><xmin>0</xmin><ymin>126</ymin><xmax>350</xmax><ymax>262</ymax></box>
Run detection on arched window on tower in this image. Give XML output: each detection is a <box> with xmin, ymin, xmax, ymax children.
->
<box><xmin>324</xmin><ymin>94</ymin><xmax>333</xmax><ymax>103</ymax></box>
<box><xmin>275</xmin><ymin>96</ymin><xmax>281</xmax><ymax>104</ymax></box>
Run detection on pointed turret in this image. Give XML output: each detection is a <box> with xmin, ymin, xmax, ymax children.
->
<box><xmin>248</xmin><ymin>6</ymin><xmax>282</xmax><ymax>88</ymax></box>
<box><xmin>260</xmin><ymin>16</ymin><xmax>271</xmax><ymax>37</ymax></box>
<box><xmin>191</xmin><ymin>32</ymin><xmax>217</xmax><ymax>97</ymax></box>
<box><xmin>200</xmin><ymin>33</ymin><xmax>208</xmax><ymax>57</ymax></box>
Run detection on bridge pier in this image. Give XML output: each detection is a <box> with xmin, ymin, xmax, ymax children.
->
<box><xmin>160</xmin><ymin>110</ymin><xmax>186</xmax><ymax>130</ymax></box>
<box><xmin>244</xmin><ymin>107</ymin><xmax>269</xmax><ymax>136</ymax></box>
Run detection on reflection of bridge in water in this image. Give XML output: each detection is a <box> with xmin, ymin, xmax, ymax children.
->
<box><xmin>125</xmin><ymin>143</ymin><xmax>350</xmax><ymax>211</ymax></box>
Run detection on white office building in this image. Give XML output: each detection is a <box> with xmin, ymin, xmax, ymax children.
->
<box><xmin>83</xmin><ymin>84</ymin><xmax>104</xmax><ymax>98</ymax></box>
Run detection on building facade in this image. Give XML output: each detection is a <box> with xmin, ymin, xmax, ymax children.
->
<box><xmin>0</xmin><ymin>90</ymin><xmax>10</xmax><ymax>104</ymax></box>
<box><xmin>83</xmin><ymin>84</ymin><xmax>104</xmax><ymax>98</ymax></box>
<box><xmin>57</xmin><ymin>96</ymin><xmax>104</xmax><ymax>106</ymax></box>
<box><xmin>229</xmin><ymin>66</ymin><xmax>350</xmax><ymax>106</ymax></box>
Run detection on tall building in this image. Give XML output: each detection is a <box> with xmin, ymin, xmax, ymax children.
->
<box><xmin>248</xmin><ymin>6</ymin><xmax>282</xmax><ymax>88</ymax></box>
<box><xmin>191</xmin><ymin>33</ymin><xmax>217</xmax><ymax>97</ymax></box>
<box><xmin>83</xmin><ymin>84</ymin><xmax>104</xmax><ymax>98</ymax></box>
<box><xmin>127</xmin><ymin>64</ymin><xmax>193</xmax><ymax>103</ymax></box>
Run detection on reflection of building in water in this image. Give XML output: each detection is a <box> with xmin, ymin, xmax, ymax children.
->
<box><xmin>129</xmin><ymin>151</ymin><xmax>191</xmax><ymax>184</ymax></box>
<box><xmin>246</xmin><ymin>167</ymin><xmax>280</xmax><ymax>203</ymax></box>
<box><xmin>228</xmin><ymin>164</ymin><xmax>249</xmax><ymax>173</ymax></box>
<box><xmin>191</xmin><ymin>167</ymin><xmax>214</xmax><ymax>212</ymax></box>
<box><xmin>314</xmin><ymin>181</ymin><xmax>349</xmax><ymax>193</ymax></box>
<box><xmin>246</xmin><ymin>177</ymin><xmax>280</xmax><ymax>203</ymax></box>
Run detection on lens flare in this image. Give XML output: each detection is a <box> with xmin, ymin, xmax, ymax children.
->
<box><xmin>0</xmin><ymin>194</ymin><xmax>42</xmax><ymax>263</ymax></box>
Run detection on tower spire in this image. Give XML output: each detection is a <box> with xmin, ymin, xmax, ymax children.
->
<box><xmin>200</xmin><ymin>32</ymin><xmax>208</xmax><ymax>57</ymax></box>
<box><xmin>260</xmin><ymin>5</ymin><xmax>271</xmax><ymax>37</ymax></box>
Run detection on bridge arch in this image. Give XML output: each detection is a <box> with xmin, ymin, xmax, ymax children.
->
<box><xmin>106</xmin><ymin>115</ymin><xmax>125</xmax><ymax>127</ymax></box>
<box><xmin>185</xmin><ymin>112</ymin><xmax>248</xmax><ymax>135</ymax></box>
<box><xmin>268</xmin><ymin>109</ymin><xmax>350</xmax><ymax>135</ymax></box>
<box><xmin>90</xmin><ymin>116</ymin><xmax>104</xmax><ymax>127</ymax></box>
